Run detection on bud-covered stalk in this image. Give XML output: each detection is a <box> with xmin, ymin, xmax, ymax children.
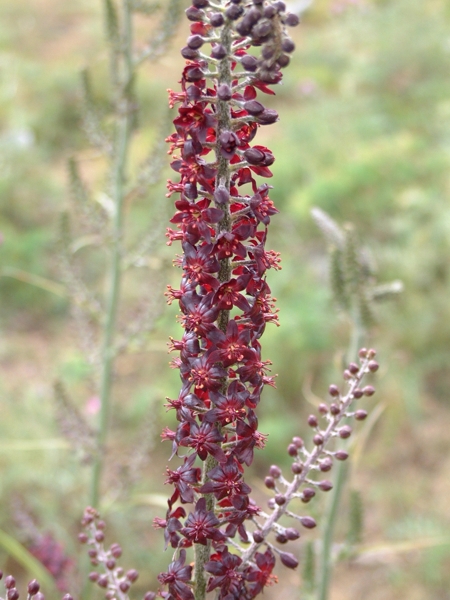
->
<box><xmin>161</xmin><ymin>1</ymin><xmax>299</xmax><ymax>599</ymax></box>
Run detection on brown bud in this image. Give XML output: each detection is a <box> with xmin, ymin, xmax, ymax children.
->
<box><xmin>362</xmin><ymin>385</ymin><xmax>375</xmax><ymax>397</ymax></box>
<box><xmin>319</xmin><ymin>480</ymin><xmax>333</xmax><ymax>492</ymax></box>
<box><xmin>269</xmin><ymin>465</ymin><xmax>282</xmax><ymax>478</ymax></box>
<box><xmin>368</xmin><ymin>348</ymin><xmax>377</xmax><ymax>358</ymax></box>
<box><xmin>279</xmin><ymin>551</ymin><xmax>299</xmax><ymax>569</ymax></box>
<box><xmin>339</xmin><ymin>425</ymin><xmax>352</xmax><ymax>439</ymax></box>
<box><xmin>300</xmin><ymin>516</ymin><xmax>316</xmax><ymax>529</ymax></box>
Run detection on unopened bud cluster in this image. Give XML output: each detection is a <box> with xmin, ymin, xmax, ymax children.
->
<box><xmin>79</xmin><ymin>507</ymin><xmax>154</xmax><ymax>600</ymax></box>
<box><xmin>0</xmin><ymin>573</ymin><xmax>72</xmax><ymax>600</ymax></box>
<box><xmin>238</xmin><ymin>348</ymin><xmax>378</xmax><ymax>568</ymax></box>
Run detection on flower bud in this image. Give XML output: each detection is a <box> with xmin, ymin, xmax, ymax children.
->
<box><xmin>244</xmin><ymin>147</ymin><xmax>265</xmax><ymax>165</ymax></box>
<box><xmin>363</xmin><ymin>385</ymin><xmax>375</xmax><ymax>397</ymax></box>
<box><xmin>269</xmin><ymin>464</ymin><xmax>282</xmax><ymax>478</ymax></box>
<box><xmin>7</xmin><ymin>589</ymin><xmax>19</xmax><ymax>600</ymax></box>
<box><xmin>359</xmin><ymin>347</ymin><xmax>368</xmax><ymax>358</ymax></box>
<box><xmin>277</xmin><ymin>54</ymin><xmax>290</xmax><ymax>68</ymax></box>
<box><xmin>95</xmin><ymin>531</ymin><xmax>105</xmax><ymax>542</ymax></box>
<box><xmin>214</xmin><ymin>185</ymin><xmax>230</xmax><ymax>205</ymax></box>
<box><xmin>110</xmin><ymin>543</ymin><xmax>122</xmax><ymax>558</ymax></box>
<box><xmin>78</xmin><ymin>533</ymin><xmax>88</xmax><ymax>543</ymax></box>
<box><xmin>89</xmin><ymin>572</ymin><xmax>99</xmax><ymax>582</ymax></box>
<box><xmin>329</xmin><ymin>384</ymin><xmax>339</xmax><ymax>397</ymax></box>
<box><xmin>368</xmin><ymin>360</ymin><xmax>379</xmax><ymax>372</ymax></box>
<box><xmin>348</xmin><ymin>362</ymin><xmax>359</xmax><ymax>374</ymax></box>
<box><xmin>300</xmin><ymin>516</ymin><xmax>316</xmax><ymax>529</ymax></box>
<box><xmin>211</xmin><ymin>44</ymin><xmax>227</xmax><ymax>60</ymax></box>
<box><xmin>291</xmin><ymin>462</ymin><xmax>303</xmax><ymax>474</ymax></box>
<box><xmin>264</xmin><ymin>476</ymin><xmax>275</xmax><ymax>489</ymax></box>
<box><xmin>97</xmin><ymin>575</ymin><xmax>108</xmax><ymax>589</ymax></box>
<box><xmin>339</xmin><ymin>425</ymin><xmax>352</xmax><ymax>439</ymax></box>
<box><xmin>106</xmin><ymin>559</ymin><xmax>116</xmax><ymax>570</ymax></box>
<box><xmin>318</xmin><ymin>403</ymin><xmax>328</xmax><ymax>414</ymax></box>
<box><xmin>244</xmin><ymin>100</ymin><xmax>265</xmax><ymax>115</ymax></box>
<box><xmin>281</xmin><ymin>38</ymin><xmax>295</xmax><ymax>53</ymax></box>
<box><xmin>186</xmin><ymin>7</ymin><xmax>204</xmax><ymax>22</ymax></box>
<box><xmin>292</xmin><ymin>436</ymin><xmax>304</xmax><ymax>448</ymax></box>
<box><xmin>5</xmin><ymin>576</ymin><xmax>16</xmax><ymax>589</ymax></box>
<box><xmin>187</xmin><ymin>34</ymin><xmax>204</xmax><ymax>49</ymax></box>
<box><xmin>225</xmin><ymin>5</ymin><xmax>244</xmax><ymax>20</ymax></box>
<box><xmin>286</xmin><ymin>527</ymin><xmax>300</xmax><ymax>540</ymax></box>
<box><xmin>287</xmin><ymin>443</ymin><xmax>298</xmax><ymax>456</ymax></box>
<box><xmin>330</xmin><ymin>403</ymin><xmax>340</xmax><ymax>415</ymax></box>
<box><xmin>217</xmin><ymin>83</ymin><xmax>232</xmax><ymax>100</ymax></box>
<box><xmin>253</xmin><ymin>530</ymin><xmax>264</xmax><ymax>543</ymax></box>
<box><xmin>301</xmin><ymin>488</ymin><xmax>315</xmax><ymax>502</ymax></box>
<box><xmin>144</xmin><ymin>593</ymin><xmax>156</xmax><ymax>600</ymax></box>
<box><xmin>193</xmin><ymin>0</ymin><xmax>209</xmax><ymax>7</ymax></box>
<box><xmin>313</xmin><ymin>434</ymin><xmax>324</xmax><ymax>446</ymax></box>
<box><xmin>275</xmin><ymin>494</ymin><xmax>286</xmax><ymax>506</ymax></box>
<box><xmin>209</xmin><ymin>12</ymin><xmax>224</xmax><ymax>27</ymax></box>
<box><xmin>318</xmin><ymin>480</ymin><xmax>333</xmax><ymax>491</ymax></box>
<box><xmin>307</xmin><ymin>414</ymin><xmax>318</xmax><ymax>427</ymax></box>
<box><xmin>27</xmin><ymin>581</ymin><xmax>40</xmax><ymax>596</ymax></box>
<box><xmin>279</xmin><ymin>551</ymin><xmax>299</xmax><ymax>569</ymax></box>
<box><xmin>355</xmin><ymin>409</ymin><xmax>368</xmax><ymax>420</ymax></box>
<box><xmin>353</xmin><ymin>388</ymin><xmax>363</xmax><ymax>399</ymax></box>
<box><xmin>335</xmin><ymin>450</ymin><xmax>349</xmax><ymax>461</ymax></box>
<box><xmin>285</xmin><ymin>13</ymin><xmax>300</xmax><ymax>26</ymax></box>
<box><xmin>319</xmin><ymin>457</ymin><xmax>333</xmax><ymax>472</ymax></box>
<box><xmin>241</xmin><ymin>54</ymin><xmax>258</xmax><ymax>71</ymax></box>
<box><xmin>263</xmin><ymin>6</ymin><xmax>276</xmax><ymax>18</ymax></box>
<box><xmin>126</xmin><ymin>570</ymin><xmax>139</xmax><ymax>583</ymax></box>
<box><xmin>119</xmin><ymin>582</ymin><xmax>131</xmax><ymax>593</ymax></box>
<box><xmin>276</xmin><ymin>533</ymin><xmax>288</xmax><ymax>544</ymax></box>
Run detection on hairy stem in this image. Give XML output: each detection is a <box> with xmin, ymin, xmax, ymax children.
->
<box><xmin>194</xmin><ymin>13</ymin><xmax>232</xmax><ymax>600</ymax></box>
<box><xmin>90</xmin><ymin>0</ymin><xmax>134</xmax><ymax>509</ymax></box>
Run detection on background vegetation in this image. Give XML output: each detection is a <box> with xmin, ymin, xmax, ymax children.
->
<box><xmin>1</xmin><ymin>0</ymin><xmax>450</xmax><ymax>598</ymax></box>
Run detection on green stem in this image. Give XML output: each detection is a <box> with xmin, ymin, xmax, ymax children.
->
<box><xmin>316</xmin><ymin>313</ymin><xmax>364</xmax><ymax>600</ymax></box>
<box><xmin>90</xmin><ymin>0</ymin><xmax>134</xmax><ymax>509</ymax></box>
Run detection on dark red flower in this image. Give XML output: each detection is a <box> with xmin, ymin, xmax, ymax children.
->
<box><xmin>181</xmin><ymin>498</ymin><xmax>226</xmax><ymax>546</ymax></box>
<box><xmin>157</xmin><ymin>549</ymin><xmax>194</xmax><ymax>600</ymax></box>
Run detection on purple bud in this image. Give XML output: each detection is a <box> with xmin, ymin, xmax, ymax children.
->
<box><xmin>287</xmin><ymin>443</ymin><xmax>297</xmax><ymax>456</ymax></box>
<box><xmin>319</xmin><ymin>480</ymin><xmax>333</xmax><ymax>491</ymax></box>
<box><xmin>269</xmin><ymin>464</ymin><xmax>282</xmax><ymax>478</ymax></box>
<box><xmin>263</xmin><ymin>6</ymin><xmax>276</xmax><ymax>18</ymax></box>
<box><xmin>335</xmin><ymin>450</ymin><xmax>349</xmax><ymax>461</ymax></box>
<box><xmin>192</xmin><ymin>0</ymin><xmax>209</xmax><ymax>7</ymax></box>
<box><xmin>209</xmin><ymin>12</ymin><xmax>224</xmax><ymax>27</ymax></box>
<box><xmin>126</xmin><ymin>570</ymin><xmax>139</xmax><ymax>583</ymax></box>
<box><xmin>348</xmin><ymin>362</ymin><xmax>359</xmax><ymax>374</ymax></box>
<box><xmin>292</xmin><ymin>436</ymin><xmax>304</xmax><ymax>448</ymax></box>
<box><xmin>275</xmin><ymin>494</ymin><xmax>286</xmax><ymax>506</ymax></box>
<box><xmin>291</xmin><ymin>462</ymin><xmax>303</xmax><ymax>474</ymax></box>
<box><xmin>318</xmin><ymin>403</ymin><xmax>328</xmax><ymax>414</ymax></box>
<box><xmin>217</xmin><ymin>82</ymin><xmax>232</xmax><ymax>100</ymax></box>
<box><xmin>313</xmin><ymin>434</ymin><xmax>324</xmax><ymax>446</ymax></box>
<box><xmin>94</xmin><ymin>531</ymin><xmax>104</xmax><ymax>542</ymax></box>
<box><xmin>62</xmin><ymin>595</ymin><xmax>73</xmax><ymax>600</ymax></box>
<box><xmin>119</xmin><ymin>582</ymin><xmax>131</xmax><ymax>593</ymax></box>
<box><xmin>89</xmin><ymin>572</ymin><xmax>99</xmax><ymax>582</ymax></box>
<box><xmin>363</xmin><ymin>385</ymin><xmax>375</xmax><ymax>397</ymax></box>
<box><xmin>110</xmin><ymin>543</ymin><xmax>122</xmax><ymax>558</ymax></box>
<box><xmin>214</xmin><ymin>185</ymin><xmax>230</xmax><ymax>205</ymax></box>
<box><xmin>244</xmin><ymin>100</ymin><xmax>265</xmax><ymax>115</ymax></box>
<box><xmin>319</xmin><ymin>457</ymin><xmax>333</xmax><ymax>472</ymax></box>
<box><xmin>78</xmin><ymin>533</ymin><xmax>88</xmax><ymax>543</ymax></box>
<box><xmin>225</xmin><ymin>5</ymin><xmax>244</xmax><ymax>19</ymax></box>
<box><xmin>301</xmin><ymin>488</ymin><xmax>315</xmax><ymax>502</ymax></box>
<box><xmin>330</xmin><ymin>403</ymin><xmax>340</xmax><ymax>415</ymax></box>
<box><xmin>244</xmin><ymin>147</ymin><xmax>265</xmax><ymax>165</ymax></box>
<box><xmin>241</xmin><ymin>54</ymin><xmax>258</xmax><ymax>72</ymax></box>
<box><xmin>5</xmin><ymin>576</ymin><xmax>16</xmax><ymax>589</ymax></box>
<box><xmin>353</xmin><ymin>388</ymin><xmax>363</xmax><ymax>399</ymax></box>
<box><xmin>274</xmin><ymin>1</ymin><xmax>287</xmax><ymax>11</ymax></box>
<box><xmin>368</xmin><ymin>360</ymin><xmax>379</xmax><ymax>372</ymax></box>
<box><xmin>307</xmin><ymin>414</ymin><xmax>318</xmax><ymax>427</ymax></box>
<box><xmin>276</xmin><ymin>533</ymin><xmax>288</xmax><ymax>544</ymax></box>
<box><xmin>106</xmin><ymin>559</ymin><xmax>116</xmax><ymax>570</ymax></box>
<box><xmin>186</xmin><ymin>7</ymin><xmax>204</xmax><ymax>22</ymax></box>
<box><xmin>253</xmin><ymin>19</ymin><xmax>272</xmax><ymax>37</ymax></box>
<box><xmin>211</xmin><ymin>44</ymin><xmax>227</xmax><ymax>60</ymax></box>
<box><xmin>264</xmin><ymin>476</ymin><xmax>275</xmax><ymax>489</ymax></box>
<box><xmin>144</xmin><ymin>593</ymin><xmax>156</xmax><ymax>600</ymax></box>
<box><xmin>359</xmin><ymin>347</ymin><xmax>368</xmax><ymax>358</ymax></box>
<box><xmin>329</xmin><ymin>384</ymin><xmax>339</xmax><ymax>397</ymax></box>
<box><xmin>253</xmin><ymin>530</ymin><xmax>264</xmax><ymax>543</ymax></box>
<box><xmin>187</xmin><ymin>34</ymin><xmax>204</xmax><ymax>49</ymax></box>
<box><xmin>97</xmin><ymin>575</ymin><xmax>108</xmax><ymax>589</ymax></box>
<box><xmin>355</xmin><ymin>409</ymin><xmax>368</xmax><ymax>420</ymax></box>
<box><xmin>285</xmin><ymin>527</ymin><xmax>300</xmax><ymax>540</ymax></box>
<box><xmin>279</xmin><ymin>551</ymin><xmax>299</xmax><ymax>569</ymax></box>
<box><xmin>339</xmin><ymin>425</ymin><xmax>352</xmax><ymax>439</ymax></box>
<box><xmin>285</xmin><ymin>12</ymin><xmax>300</xmax><ymax>26</ymax></box>
<box><xmin>300</xmin><ymin>516</ymin><xmax>317</xmax><ymax>529</ymax></box>
<box><xmin>27</xmin><ymin>581</ymin><xmax>40</xmax><ymax>596</ymax></box>
<box><xmin>277</xmin><ymin>54</ymin><xmax>290</xmax><ymax>68</ymax></box>
<box><xmin>281</xmin><ymin>38</ymin><xmax>295</xmax><ymax>53</ymax></box>
<box><xmin>185</xmin><ymin>66</ymin><xmax>204</xmax><ymax>82</ymax></box>
<box><xmin>7</xmin><ymin>589</ymin><xmax>19</xmax><ymax>600</ymax></box>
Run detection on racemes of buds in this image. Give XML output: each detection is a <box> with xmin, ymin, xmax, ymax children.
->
<box><xmin>0</xmin><ymin>572</ymin><xmax>73</xmax><ymax>600</ymax></box>
<box><xmin>79</xmin><ymin>507</ymin><xmax>154</xmax><ymax>600</ymax></box>
<box><xmin>161</xmin><ymin>1</ymin><xmax>299</xmax><ymax>599</ymax></box>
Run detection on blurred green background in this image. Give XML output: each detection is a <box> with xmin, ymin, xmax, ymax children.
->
<box><xmin>1</xmin><ymin>0</ymin><xmax>450</xmax><ymax>598</ymax></box>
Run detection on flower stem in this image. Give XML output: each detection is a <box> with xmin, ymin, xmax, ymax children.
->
<box><xmin>90</xmin><ymin>0</ymin><xmax>134</xmax><ymax>509</ymax></box>
<box><xmin>316</xmin><ymin>314</ymin><xmax>365</xmax><ymax>600</ymax></box>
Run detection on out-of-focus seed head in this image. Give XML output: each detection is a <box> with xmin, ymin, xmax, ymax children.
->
<box><xmin>269</xmin><ymin>464</ymin><xmax>282</xmax><ymax>478</ymax></box>
<box><xmin>329</xmin><ymin>384</ymin><xmax>339</xmax><ymax>397</ymax></box>
<box><xmin>300</xmin><ymin>516</ymin><xmax>316</xmax><ymax>529</ymax></box>
<box><xmin>275</xmin><ymin>494</ymin><xmax>286</xmax><ymax>506</ymax></box>
<box><xmin>307</xmin><ymin>414</ymin><xmax>318</xmax><ymax>428</ymax></box>
<box><xmin>318</xmin><ymin>480</ymin><xmax>333</xmax><ymax>492</ymax></box>
<box><xmin>27</xmin><ymin>580</ymin><xmax>40</xmax><ymax>596</ymax></box>
<box><xmin>355</xmin><ymin>409</ymin><xmax>368</xmax><ymax>420</ymax></box>
<box><xmin>5</xmin><ymin>576</ymin><xmax>16</xmax><ymax>590</ymax></box>
<box><xmin>339</xmin><ymin>425</ymin><xmax>352</xmax><ymax>439</ymax></box>
<box><xmin>363</xmin><ymin>385</ymin><xmax>375</xmax><ymax>397</ymax></box>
